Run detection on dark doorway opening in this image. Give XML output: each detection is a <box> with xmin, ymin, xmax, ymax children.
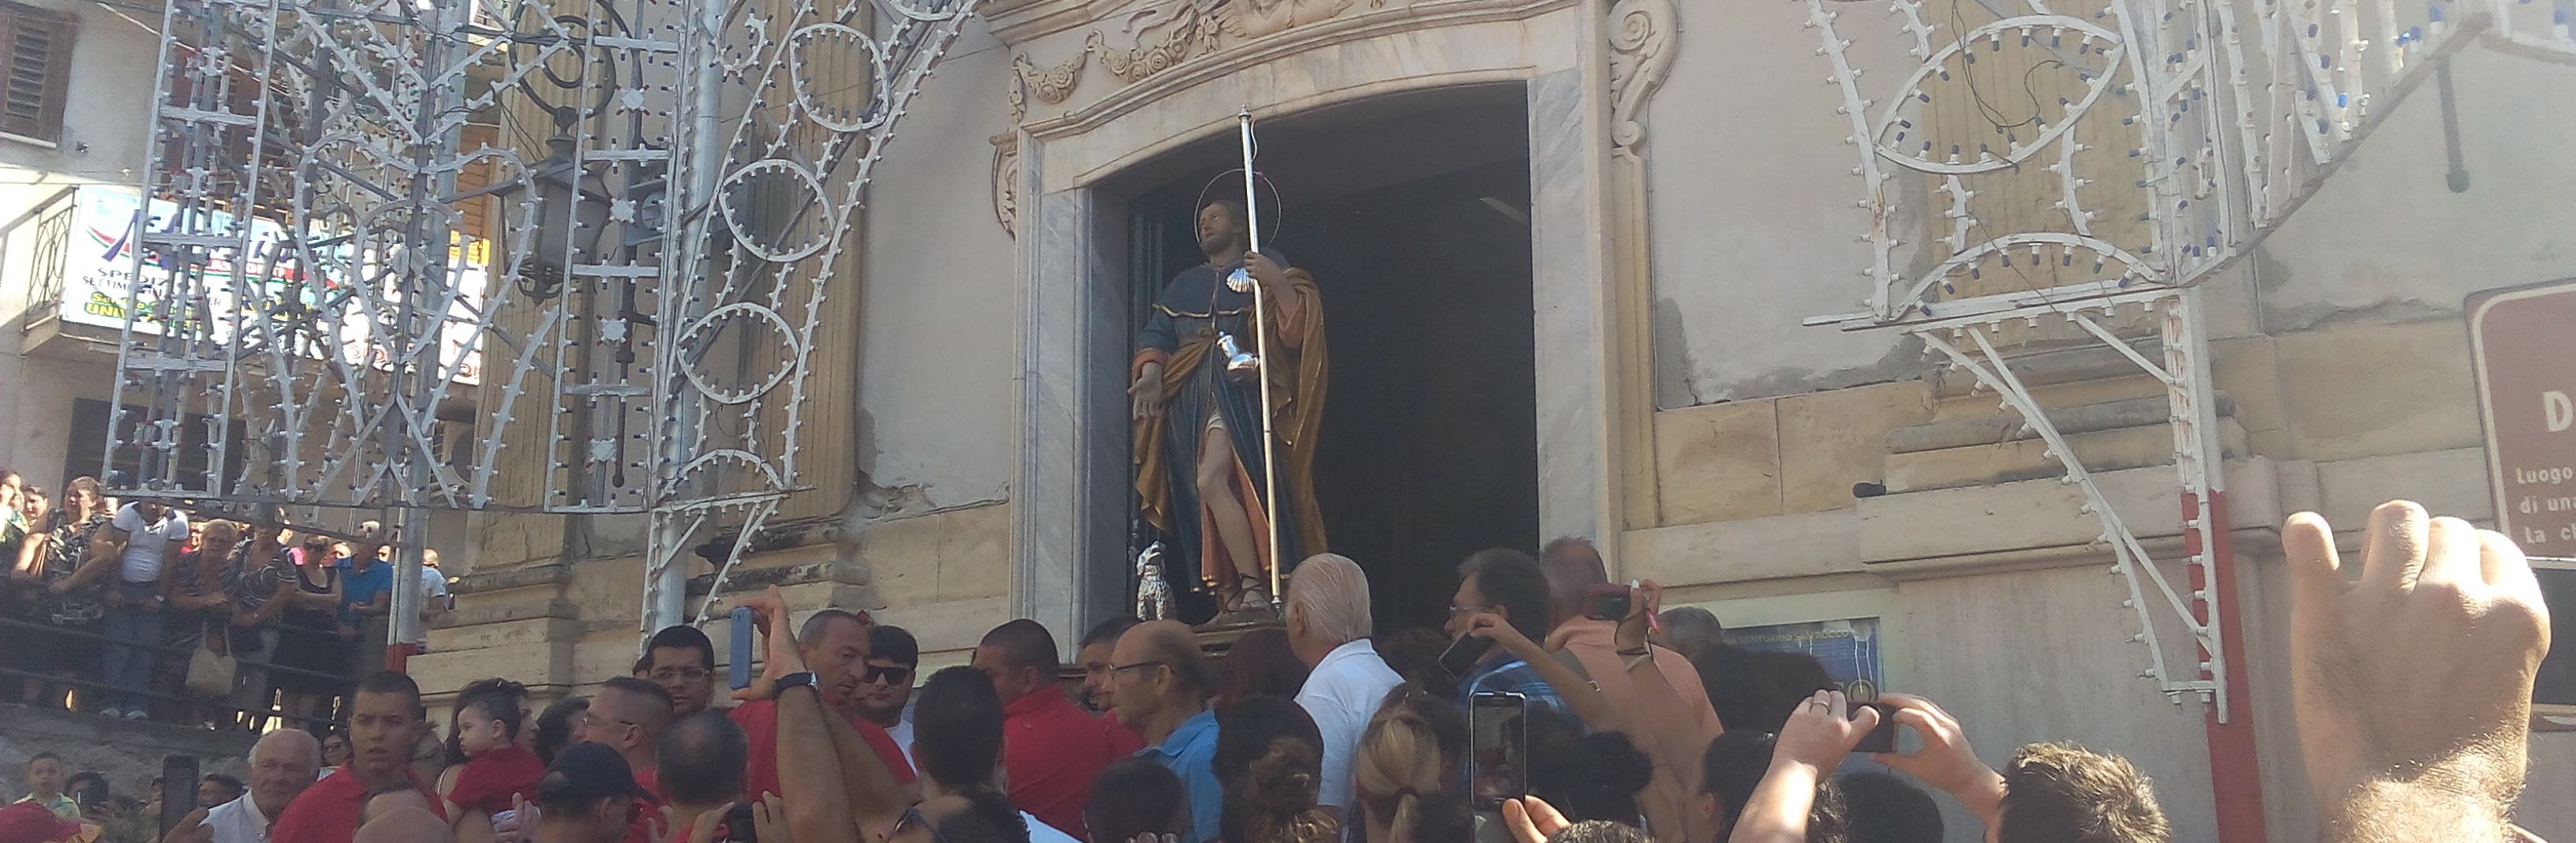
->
<box><xmin>1112</xmin><ymin>85</ymin><xmax>1537</xmax><ymax>632</ymax></box>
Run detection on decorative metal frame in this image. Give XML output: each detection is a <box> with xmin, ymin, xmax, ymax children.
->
<box><xmin>114</xmin><ymin>0</ymin><xmax>986</xmax><ymax>639</ymax></box>
<box><xmin>1795</xmin><ymin>0</ymin><xmax>2563</xmax><ymax>717</ymax></box>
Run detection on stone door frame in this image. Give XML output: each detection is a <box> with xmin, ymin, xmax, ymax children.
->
<box><xmin>1006</xmin><ymin>5</ymin><xmax>1623</xmax><ymax>643</ymax></box>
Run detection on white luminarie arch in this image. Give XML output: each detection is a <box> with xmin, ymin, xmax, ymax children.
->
<box><xmin>110</xmin><ymin>0</ymin><xmax>988</xmax><ymax>642</ymax></box>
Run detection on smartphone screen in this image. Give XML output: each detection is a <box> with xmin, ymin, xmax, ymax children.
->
<box><xmin>723</xmin><ymin>802</ymin><xmax>758</xmax><ymax>843</ymax></box>
<box><xmin>1469</xmin><ymin>691</ymin><xmax>1528</xmax><ymax>811</ymax></box>
<box><xmin>728</xmin><ymin>607</ymin><xmax>756</xmax><ymax>690</ymax></box>
<box><xmin>159</xmin><ymin>755</ymin><xmax>199</xmax><ymax>836</ymax></box>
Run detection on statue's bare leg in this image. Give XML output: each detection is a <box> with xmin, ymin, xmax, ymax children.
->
<box><xmin>1196</xmin><ymin>432</ymin><xmax>1264</xmax><ymax>611</ymax></box>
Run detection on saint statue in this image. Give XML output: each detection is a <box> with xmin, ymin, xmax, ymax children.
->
<box><xmin>1130</xmin><ymin>197</ymin><xmax>1329</xmax><ymax>616</ymax></box>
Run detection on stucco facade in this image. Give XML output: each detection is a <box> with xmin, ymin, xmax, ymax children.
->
<box><xmin>368</xmin><ymin>2</ymin><xmax>2576</xmax><ymax>841</ymax></box>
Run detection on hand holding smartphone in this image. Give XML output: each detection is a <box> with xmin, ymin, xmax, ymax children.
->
<box><xmin>728</xmin><ymin>606</ymin><xmax>756</xmax><ymax>690</ymax></box>
<box><xmin>1581</xmin><ymin>583</ymin><xmax>1632</xmax><ymax>621</ymax></box>
<box><xmin>1852</xmin><ymin>701</ymin><xmax>1900</xmax><ymax>754</ymax></box>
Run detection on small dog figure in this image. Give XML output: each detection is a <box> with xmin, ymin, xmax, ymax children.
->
<box><xmin>1135</xmin><ymin>541</ymin><xmax>1176</xmax><ymax>621</ymax></box>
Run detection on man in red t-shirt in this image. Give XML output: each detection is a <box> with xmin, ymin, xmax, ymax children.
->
<box><xmin>972</xmin><ymin>620</ymin><xmax>1142</xmax><ymax>841</ymax></box>
<box><xmin>729</xmin><ymin>607</ymin><xmax>915</xmax><ymax>801</ymax></box>
<box><xmin>272</xmin><ymin>673</ymin><xmax>447</xmax><ymax>843</ymax></box>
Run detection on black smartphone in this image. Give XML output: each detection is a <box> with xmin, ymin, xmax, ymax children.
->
<box><xmin>728</xmin><ymin>606</ymin><xmax>756</xmax><ymax>690</ymax></box>
<box><xmin>1852</xmin><ymin>702</ymin><xmax>1899</xmax><ymax>754</ymax></box>
<box><xmin>723</xmin><ymin>801</ymin><xmax>758</xmax><ymax>843</ymax></box>
<box><xmin>1469</xmin><ymin>692</ymin><xmax>1528</xmax><ymax>811</ymax></box>
<box><xmin>1437</xmin><ymin>635</ymin><xmax>1494</xmax><ymax>681</ymax></box>
<box><xmin>159</xmin><ymin>755</ymin><xmax>199</xmax><ymax>835</ymax></box>
<box><xmin>1582</xmin><ymin>583</ymin><xmax>1633</xmax><ymax>621</ymax></box>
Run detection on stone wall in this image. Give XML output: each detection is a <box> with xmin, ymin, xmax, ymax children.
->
<box><xmin>0</xmin><ymin>706</ymin><xmax>259</xmax><ymax>801</ymax></box>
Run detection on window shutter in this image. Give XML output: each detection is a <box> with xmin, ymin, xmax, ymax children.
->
<box><xmin>0</xmin><ymin>5</ymin><xmax>75</xmax><ymax>141</ymax></box>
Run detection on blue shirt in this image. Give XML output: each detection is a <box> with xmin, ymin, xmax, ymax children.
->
<box><xmin>1137</xmin><ymin>709</ymin><xmax>1222</xmax><ymax>843</ymax></box>
<box><xmin>1456</xmin><ymin>658</ymin><xmax>1570</xmax><ymax>719</ymax></box>
<box><xmin>339</xmin><ymin>560</ymin><xmax>393</xmax><ymax>625</ymax></box>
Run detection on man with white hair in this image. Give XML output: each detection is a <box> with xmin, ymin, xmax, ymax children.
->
<box><xmin>164</xmin><ymin>729</ymin><xmax>324</xmax><ymax>843</ymax></box>
<box><xmin>1285</xmin><ymin>553</ymin><xmax>1403</xmax><ymax>822</ymax></box>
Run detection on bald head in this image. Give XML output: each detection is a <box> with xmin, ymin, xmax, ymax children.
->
<box><xmin>1286</xmin><ymin>554</ymin><xmax>1371</xmax><ymax>663</ymax></box>
<box><xmin>1539</xmin><ymin>537</ymin><xmax>1608</xmax><ymax>626</ymax></box>
<box><xmin>355</xmin><ymin>807</ymin><xmax>451</xmax><ymax>843</ymax></box>
<box><xmin>657</xmin><ymin>710</ymin><xmax>746</xmax><ymax>807</ymax></box>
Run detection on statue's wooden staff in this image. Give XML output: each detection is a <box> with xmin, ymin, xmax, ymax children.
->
<box><xmin>1223</xmin><ymin>106</ymin><xmax>1285</xmax><ymax>613</ymax></box>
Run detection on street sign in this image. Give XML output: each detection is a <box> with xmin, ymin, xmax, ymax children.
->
<box><xmin>2467</xmin><ymin>279</ymin><xmax>2576</xmax><ymax>716</ymax></box>
<box><xmin>2469</xmin><ymin>279</ymin><xmax>2576</xmax><ymax>553</ymax></box>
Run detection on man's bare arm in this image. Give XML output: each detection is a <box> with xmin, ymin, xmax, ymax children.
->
<box><xmin>812</xmin><ymin>690</ymin><xmax>915</xmax><ymax>821</ymax></box>
<box><xmin>737</xmin><ymin>586</ymin><xmax>904</xmax><ymax>841</ymax></box>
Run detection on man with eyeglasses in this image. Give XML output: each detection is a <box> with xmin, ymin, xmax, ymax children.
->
<box><xmin>1101</xmin><ymin>620</ymin><xmax>1221</xmax><ymax>843</ymax></box>
<box><xmin>857</xmin><ymin>625</ymin><xmax>921</xmax><ymax>763</ymax></box>
<box><xmin>634</xmin><ymin>626</ymin><xmax>721</xmax><ymax>716</ymax></box>
<box><xmin>1444</xmin><ymin>549</ymin><xmax>1570</xmax><ymax>719</ymax></box>
<box><xmin>573</xmin><ymin>678</ymin><xmax>676</xmax><ymax>843</ymax></box>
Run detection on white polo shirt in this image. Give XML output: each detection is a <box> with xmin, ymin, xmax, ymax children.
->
<box><xmin>1293</xmin><ymin>639</ymin><xmax>1405</xmax><ymax>812</ymax></box>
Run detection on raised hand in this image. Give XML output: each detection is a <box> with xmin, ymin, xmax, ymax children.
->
<box><xmin>1462</xmin><ymin>610</ymin><xmax>1543</xmax><ymax>663</ymax></box>
<box><xmin>750</xmin><ymin>795</ymin><xmax>789</xmax><ymax>843</ymax></box>
<box><xmin>1244</xmin><ymin>253</ymin><xmax>1287</xmax><ymax>289</ymax></box>
<box><xmin>1773</xmin><ymin>690</ymin><xmax>1878</xmax><ymax>773</ymax></box>
<box><xmin>1500</xmin><ymin>796</ymin><xmax>1571</xmax><ymax>843</ymax></box>
<box><xmin>1868</xmin><ymin>693</ymin><xmax>2003</xmax><ymax>824</ymax></box>
<box><xmin>2284</xmin><ymin>501</ymin><xmax>2551</xmax><ymax>840</ymax></box>
<box><xmin>730</xmin><ymin>586</ymin><xmax>808</xmax><ymax>702</ymax></box>
<box><xmin>683</xmin><ymin>803</ymin><xmax>730</xmax><ymax>843</ymax></box>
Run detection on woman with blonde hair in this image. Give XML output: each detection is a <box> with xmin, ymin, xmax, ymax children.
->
<box><xmin>1349</xmin><ymin>686</ymin><xmax>1470</xmax><ymax>843</ymax></box>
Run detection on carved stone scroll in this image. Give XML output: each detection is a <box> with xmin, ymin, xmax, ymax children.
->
<box><xmin>1606</xmin><ymin>0</ymin><xmax>1675</xmax><ymax>160</ymax></box>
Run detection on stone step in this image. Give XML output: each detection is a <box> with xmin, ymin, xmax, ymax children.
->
<box><xmin>1883</xmin><ymin>414</ymin><xmax>2248</xmax><ymax>494</ymax></box>
<box><xmin>1890</xmin><ymin>393</ymin><xmax>2239</xmax><ymax>455</ymax></box>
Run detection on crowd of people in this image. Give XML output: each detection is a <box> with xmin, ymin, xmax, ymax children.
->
<box><xmin>2</xmin><ymin>499</ymin><xmax>2557</xmax><ymax>843</ymax></box>
<box><xmin>0</xmin><ymin>470</ymin><xmax>455</xmax><ymax>728</ymax></box>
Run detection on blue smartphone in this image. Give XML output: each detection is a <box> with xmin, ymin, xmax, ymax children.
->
<box><xmin>728</xmin><ymin>606</ymin><xmax>756</xmax><ymax>690</ymax></box>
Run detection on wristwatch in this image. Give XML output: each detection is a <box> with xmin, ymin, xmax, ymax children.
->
<box><xmin>771</xmin><ymin>671</ymin><xmax>819</xmax><ymax>695</ymax></box>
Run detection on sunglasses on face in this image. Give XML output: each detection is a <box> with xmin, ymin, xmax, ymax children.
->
<box><xmin>862</xmin><ymin>664</ymin><xmax>912</xmax><ymax>685</ymax></box>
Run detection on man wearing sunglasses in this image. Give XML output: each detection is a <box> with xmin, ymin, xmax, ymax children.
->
<box><xmin>857</xmin><ymin>626</ymin><xmax>922</xmax><ymax>764</ymax></box>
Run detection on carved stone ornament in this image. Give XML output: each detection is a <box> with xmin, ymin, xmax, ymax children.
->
<box><xmin>990</xmin><ymin>133</ymin><xmax>1020</xmax><ymax>237</ymax></box>
<box><xmin>1218</xmin><ymin>0</ymin><xmax>1361</xmax><ymax>40</ymax></box>
<box><xmin>1015</xmin><ymin>50</ymin><xmax>1088</xmax><ymax>108</ymax></box>
<box><xmin>1606</xmin><ymin>0</ymin><xmax>1675</xmax><ymax>159</ymax></box>
<box><xmin>1088</xmin><ymin>0</ymin><xmax>1223</xmax><ymax>84</ymax></box>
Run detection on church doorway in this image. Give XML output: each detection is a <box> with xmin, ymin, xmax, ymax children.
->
<box><xmin>1114</xmin><ymin>84</ymin><xmax>1538</xmax><ymax>632</ymax></box>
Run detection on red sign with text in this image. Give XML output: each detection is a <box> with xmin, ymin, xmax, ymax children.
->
<box><xmin>2470</xmin><ymin>279</ymin><xmax>2576</xmax><ymax>553</ymax></box>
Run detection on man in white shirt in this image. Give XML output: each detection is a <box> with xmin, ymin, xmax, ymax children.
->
<box><xmin>164</xmin><ymin>730</ymin><xmax>324</xmax><ymax>843</ymax></box>
<box><xmin>1286</xmin><ymin>553</ymin><xmax>1404</xmax><ymax>826</ymax></box>
<box><xmin>96</xmin><ymin>500</ymin><xmax>188</xmax><ymax>719</ymax></box>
